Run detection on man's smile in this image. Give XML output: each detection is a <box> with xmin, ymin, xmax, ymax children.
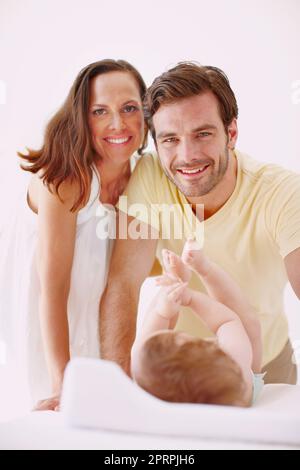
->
<box><xmin>175</xmin><ymin>164</ymin><xmax>210</xmax><ymax>179</ymax></box>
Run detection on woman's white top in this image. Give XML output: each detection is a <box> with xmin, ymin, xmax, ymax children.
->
<box><xmin>0</xmin><ymin>156</ymin><xmax>139</xmax><ymax>402</ymax></box>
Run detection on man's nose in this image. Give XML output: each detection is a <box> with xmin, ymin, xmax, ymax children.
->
<box><xmin>179</xmin><ymin>139</ymin><xmax>199</xmax><ymax>163</ymax></box>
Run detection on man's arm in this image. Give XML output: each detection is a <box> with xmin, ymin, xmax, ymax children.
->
<box><xmin>285</xmin><ymin>247</ymin><xmax>300</xmax><ymax>299</ymax></box>
<box><xmin>99</xmin><ymin>213</ymin><xmax>158</xmax><ymax>375</ymax></box>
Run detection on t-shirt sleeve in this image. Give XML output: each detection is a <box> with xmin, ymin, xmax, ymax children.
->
<box><xmin>267</xmin><ymin>173</ymin><xmax>300</xmax><ymax>258</ymax></box>
<box><xmin>117</xmin><ymin>153</ymin><xmax>161</xmax><ymax>232</ymax></box>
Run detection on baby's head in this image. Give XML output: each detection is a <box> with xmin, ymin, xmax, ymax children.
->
<box><xmin>134</xmin><ymin>330</ymin><xmax>250</xmax><ymax>407</ymax></box>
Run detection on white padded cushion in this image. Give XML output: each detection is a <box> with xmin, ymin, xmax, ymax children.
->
<box><xmin>61</xmin><ymin>358</ymin><xmax>300</xmax><ymax>445</ymax></box>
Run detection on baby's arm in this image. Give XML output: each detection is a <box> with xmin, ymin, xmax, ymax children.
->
<box><xmin>182</xmin><ymin>241</ymin><xmax>262</xmax><ymax>373</ymax></box>
<box><xmin>130</xmin><ymin>280</ymin><xmax>187</xmax><ymax>376</ymax></box>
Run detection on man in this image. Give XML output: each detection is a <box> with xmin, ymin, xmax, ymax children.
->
<box><xmin>99</xmin><ymin>62</ymin><xmax>300</xmax><ymax>383</ymax></box>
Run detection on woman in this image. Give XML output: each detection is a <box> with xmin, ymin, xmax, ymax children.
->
<box><xmin>0</xmin><ymin>59</ymin><xmax>147</xmax><ymax>411</ymax></box>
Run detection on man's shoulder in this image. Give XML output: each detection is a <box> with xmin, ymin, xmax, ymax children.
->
<box><xmin>237</xmin><ymin>150</ymin><xmax>300</xmax><ymax>190</ymax></box>
<box><xmin>134</xmin><ymin>151</ymin><xmax>163</xmax><ymax>176</ymax></box>
<box><xmin>123</xmin><ymin>151</ymin><xmax>168</xmax><ymax>202</ymax></box>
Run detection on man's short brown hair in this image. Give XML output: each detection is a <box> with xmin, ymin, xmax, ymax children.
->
<box><xmin>144</xmin><ymin>62</ymin><xmax>238</xmax><ymax>141</ymax></box>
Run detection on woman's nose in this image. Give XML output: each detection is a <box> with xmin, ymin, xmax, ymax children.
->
<box><xmin>109</xmin><ymin>112</ymin><xmax>125</xmax><ymax>131</ymax></box>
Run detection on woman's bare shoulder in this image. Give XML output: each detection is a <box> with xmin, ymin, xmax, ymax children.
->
<box><xmin>31</xmin><ymin>171</ymin><xmax>85</xmax><ymax>213</ymax></box>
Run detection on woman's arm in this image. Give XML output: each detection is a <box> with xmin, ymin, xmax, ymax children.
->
<box><xmin>35</xmin><ymin>177</ymin><xmax>79</xmax><ymax>406</ymax></box>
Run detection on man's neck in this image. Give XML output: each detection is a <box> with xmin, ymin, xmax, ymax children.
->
<box><xmin>187</xmin><ymin>150</ymin><xmax>238</xmax><ymax>220</ymax></box>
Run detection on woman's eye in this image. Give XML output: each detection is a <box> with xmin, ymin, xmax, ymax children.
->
<box><xmin>123</xmin><ymin>105</ymin><xmax>138</xmax><ymax>113</ymax></box>
<box><xmin>93</xmin><ymin>108</ymin><xmax>107</xmax><ymax>116</ymax></box>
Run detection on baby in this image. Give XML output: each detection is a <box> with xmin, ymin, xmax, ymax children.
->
<box><xmin>131</xmin><ymin>239</ymin><xmax>264</xmax><ymax>407</ymax></box>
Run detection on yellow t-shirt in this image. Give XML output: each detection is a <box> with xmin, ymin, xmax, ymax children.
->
<box><xmin>119</xmin><ymin>150</ymin><xmax>300</xmax><ymax>366</ymax></box>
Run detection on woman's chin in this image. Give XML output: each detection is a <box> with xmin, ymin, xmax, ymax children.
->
<box><xmin>106</xmin><ymin>149</ymin><xmax>137</xmax><ymax>164</ymax></box>
<box><xmin>96</xmin><ymin>144</ymin><xmax>138</xmax><ymax>163</ymax></box>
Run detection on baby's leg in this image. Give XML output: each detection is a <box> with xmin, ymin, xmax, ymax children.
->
<box><xmin>186</xmin><ymin>288</ymin><xmax>254</xmax><ymax>394</ymax></box>
<box><xmin>162</xmin><ymin>249</ymin><xmax>191</xmax><ymax>283</ymax></box>
<box><xmin>184</xmin><ymin>287</ymin><xmax>238</xmax><ymax>334</ymax></box>
<box><xmin>182</xmin><ymin>239</ymin><xmax>262</xmax><ymax>372</ymax></box>
<box><xmin>182</xmin><ymin>239</ymin><xmax>251</xmax><ymax>315</ymax></box>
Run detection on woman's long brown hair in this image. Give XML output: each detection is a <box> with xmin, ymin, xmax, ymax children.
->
<box><xmin>19</xmin><ymin>60</ymin><xmax>147</xmax><ymax>211</ymax></box>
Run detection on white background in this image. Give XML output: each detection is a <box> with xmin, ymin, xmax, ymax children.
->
<box><xmin>0</xmin><ymin>0</ymin><xmax>299</xmax><ymax>419</ymax></box>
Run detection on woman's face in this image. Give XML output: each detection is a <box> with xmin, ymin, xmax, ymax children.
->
<box><xmin>88</xmin><ymin>71</ymin><xmax>145</xmax><ymax>165</ymax></box>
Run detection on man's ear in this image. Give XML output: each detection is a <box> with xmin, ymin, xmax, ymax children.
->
<box><xmin>139</xmin><ymin>125</ymin><xmax>149</xmax><ymax>153</ymax></box>
<box><xmin>227</xmin><ymin>119</ymin><xmax>238</xmax><ymax>150</ymax></box>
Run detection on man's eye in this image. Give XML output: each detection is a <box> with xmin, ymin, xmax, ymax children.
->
<box><xmin>163</xmin><ymin>138</ymin><xmax>177</xmax><ymax>143</ymax></box>
<box><xmin>93</xmin><ymin>109</ymin><xmax>107</xmax><ymax>116</ymax></box>
<box><xmin>123</xmin><ymin>105</ymin><xmax>138</xmax><ymax>113</ymax></box>
<box><xmin>198</xmin><ymin>132</ymin><xmax>211</xmax><ymax>137</ymax></box>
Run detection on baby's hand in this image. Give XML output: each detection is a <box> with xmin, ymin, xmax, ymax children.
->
<box><xmin>154</xmin><ymin>277</ymin><xmax>189</xmax><ymax>319</ymax></box>
<box><xmin>155</xmin><ymin>272</ymin><xmax>180</xmax><ymax>287</ymax></box>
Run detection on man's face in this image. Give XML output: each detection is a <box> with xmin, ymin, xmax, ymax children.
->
<box><xmin>153</xmin><ymin>91</ymin><xmax>237</xmax><ymax>198</ymax></box>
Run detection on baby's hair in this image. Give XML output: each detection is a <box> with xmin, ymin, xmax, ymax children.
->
<box><xmin>135</xmin><ymin>331</ymin><xmax>250</xmax><ymax>407</ymax></box>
